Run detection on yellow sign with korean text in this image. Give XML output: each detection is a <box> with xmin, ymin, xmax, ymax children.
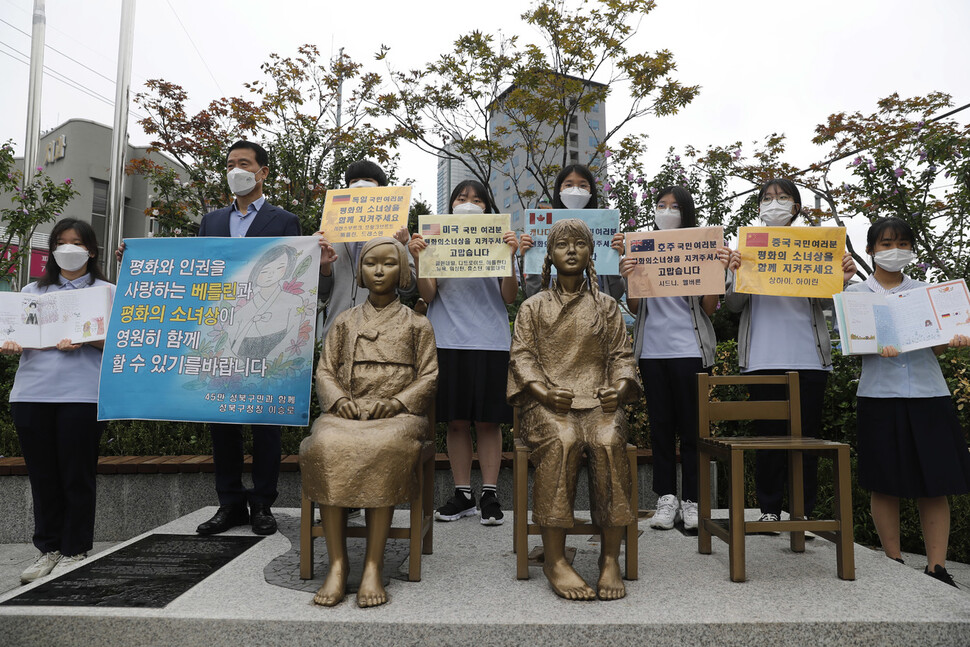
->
<box><xmin>417</xmin><ymin>214</ymin><xmax>512</xmax><ymax>278</ymax></box>
<box><xmin>625</xmin><ymin>227</ymin><xmax>724</xmax><ymax>298</ymax></box>
<box><xmin>736</xmin><ymin>226</ymin><xmax>845</xmax><ymax>298</ymax></box>
<box><xmin>320</xmin><ymin>186</ymin><xmax>412</xmax><ymax>242</ymax></box>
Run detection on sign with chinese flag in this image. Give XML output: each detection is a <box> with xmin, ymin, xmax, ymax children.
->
<box><xmin>735</xmin><ymin>226</ymin><xmax>845</xmax><ymax>298</ymax></box>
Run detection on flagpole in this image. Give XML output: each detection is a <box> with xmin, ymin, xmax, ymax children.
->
<box><xmin>106</xmin><ymin>0</ymin><xmax>136</xmax><ymax>282</ymax></box>
<box><xmin>19</xmin><ymin>0</ymin><xmax>46</xmax><ymax>288</ymax></box>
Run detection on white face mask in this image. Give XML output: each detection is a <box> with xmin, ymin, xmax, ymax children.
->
<box><xmin>226</xmin><ymin>167</ymin><xmax>260</xmax><ymax>197</ymax></box>
<box><xmin>655</xmin><ymin>207</ymin><xmax>681</xmax><ymax>230</ymax></box>
<box><xmin>53</xmin><ymin>244</ymin><xmax>90</xmax><ymax>272</ymax></box>
<box><xmin>348</xmin><ymin>179</ymin><xmax>378</xmax><ymax>189</ymax></box>
<box><xmin>759</xmin><ymin>199</ymin><xmax>793</xmax><ymax>226</ymax></box>
<box><xmin>452</xmin><ymin>201</ymin><xmax>485</xmax><ymax>215</ymax></box>
<box><xmin>560</xmin><ymin>186</ymin><xmax>591</xmax><ymax>210</ymax></box>
<box><xmin>873</xmin><ymin>248</ymin><xmax>914</xmax><ymax>273</ymax></box>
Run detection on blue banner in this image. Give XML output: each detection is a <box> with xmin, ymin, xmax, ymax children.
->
<box><xmin>99</xmin><ymin>236</ymin><xmax>321</xmax><ymax>426</ymax></box>
<box><xmin>522</xmin><ymin>209</ymin><xmax>620</xmax><ymax>276</ymax></box>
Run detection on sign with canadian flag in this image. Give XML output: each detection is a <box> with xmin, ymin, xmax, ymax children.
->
<box><xmin>522</xmin><ymin>209</ymin><xmax>620</xmax><ymax>276</ymax></box>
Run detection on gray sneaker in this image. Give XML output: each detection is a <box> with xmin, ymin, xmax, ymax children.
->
<box><xmin>20</xmin><ymin>551</ymin><xmax>61</xmax><ymax>584</ymax></box>
<box><xmin>681</xmin><ymin>499</ymin><xmax>698</xmax><ymax>530</ymax></box>
<box><xmin>650</xmin><ymin>494</ymin><xmax>681</xmax><ymax>529</ymax></box>
<box><xmin>49</xmin><ymin>553</ymin><xmax>87</xmax><ymax>578</ymax></box>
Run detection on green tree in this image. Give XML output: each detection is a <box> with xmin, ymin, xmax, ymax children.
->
<box><xmin>129</xmin><ymin>46</ymin><xmax>399</xmax><ymax>236</ymax></box>
<box><xmin>812</xmin><ymin>92</ymin><xmax>970</xmax><ymax>281</ymax></box>
<box><xmin>371</xmin><ymin>0</ymin><xmax>698</xmax><ymax>210</ymax></box>
<box><xmin>0</xmin><ymin>140</ymin><xmax>79</xmax><ymax>279</ymax></box>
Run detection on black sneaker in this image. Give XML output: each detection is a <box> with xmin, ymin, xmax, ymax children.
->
<box><xmin>925</xmin><ymin>564</ymin><xmax>958</xmax><ymax>588</ymax></box>
<box><xmin>434</xmin><ymin>489</ymin><xmax>477</xmax><ymax>522</ymax></box>
<box><xmin>478</xmin><ymin>491</ymin><xmax>505</xmax><ymax>526</ymax></box>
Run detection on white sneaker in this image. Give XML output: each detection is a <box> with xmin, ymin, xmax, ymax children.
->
<box><xmin>20</xmin><ymin>551</ymin><xmax>61</xmax><ymax>584</ymax></box>
<box><xmin>650</xmin><ymin>494</ymin><xmax>681</xmax><ymax>529</ymax></box>
<box><xmin>49</xmin><ymin>553</ymin><xmax>87</xmax><ymax>577</ymax></box>
<box><xmin>757</xmin><ymin>512</ymin><xmax>781</xmax><ymax>536</ymax></box>
<box><xmin>681</xmin><ymin>500</ymin><xmax>698</xmax><ymax>530</ymax></box>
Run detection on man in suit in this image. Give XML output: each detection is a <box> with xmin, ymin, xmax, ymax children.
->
<box><xmin>190</xmin><ymin>140</ymin><xmax>302</xmax><ymax>536</ymax></box>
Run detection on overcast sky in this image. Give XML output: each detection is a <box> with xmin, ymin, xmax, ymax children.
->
<box><xmin>1</xmin><ymin>0</ymin><xmax>968</xmax><ymax>221</ymax></box>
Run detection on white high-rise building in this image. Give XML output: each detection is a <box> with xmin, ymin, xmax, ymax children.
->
<box><xmin>489</xmin><ymin>74</ymin><xmax>607</xmax><ymax>230</ymax></box>
<box><xmin>436</xmin><ymin>145</ymin><xmax>479</xmax><ymax>214</ymax></box>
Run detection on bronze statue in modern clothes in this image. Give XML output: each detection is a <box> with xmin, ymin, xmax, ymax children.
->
<box><xmin>300</xmin><ymin>236</ymin><xmax>438</xmax><ymax>608</ymax></box>
<box><xmin>508</xmin><ymin>219</ymin><xmax>641</xmax><ymax>601</ymax></box>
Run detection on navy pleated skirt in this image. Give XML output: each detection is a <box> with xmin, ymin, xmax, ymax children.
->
<box><xmin>435</xmin><ymin>348</ymin><xmax>513</xmax><ymax>424</ymax></box>
<box><xmin>856</xmin><ymin>396</ymin><xmax>970</xmax><ymax>498</ymax></box>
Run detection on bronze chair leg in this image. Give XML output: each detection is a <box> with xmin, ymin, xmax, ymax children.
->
<box><xmin>423</xmin><ymin>451</ymin><xmax>434</xmax><ymax>555</ymax></box>
<box><xmin>625</xmin><ymin>444</ymin><xmax>638</xmax><ymax>581</ymax></box>
<box><xmin>835</xmin><ymin>445</ymin><xmax>856</xmax><ymax>580</ymax></box>
<box><xmin>728</xmin><ymin>449</ymin><xmax>746</xmax><ymax>583</ymax></box>
<box><xmin>300</xmin><ymin>492</ymin><xmax>314</xmax><ymax>580</ymax></box>
<box><xmin>514</xmin><ymin>443</ymin><xmax>529</xmax><ymax>580</ymax></box>
<box><xmin>698</xmin><ymin>445</ymin><xmax>712</xmax><ymax>555</ymax></box>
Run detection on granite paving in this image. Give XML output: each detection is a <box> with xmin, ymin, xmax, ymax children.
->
<box><xmin>0</xmin><ymin>506</ymin><xmax>966</xmax><ymax>646</ymax></box>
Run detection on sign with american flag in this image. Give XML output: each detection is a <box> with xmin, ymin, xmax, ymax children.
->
<box><xmin>416</xmin><ymin>213</ymin><xmax>512</xmax><ymax>278</ymax></box>
<box><xmin>320</xmin><ymin>186</ymin><xmax>411</xmax><ymax>242</ymax></box>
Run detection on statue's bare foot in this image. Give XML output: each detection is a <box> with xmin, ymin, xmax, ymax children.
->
<box><xmin>597</xmin><ymin>555</ymin><xmax>626</xmax><ymax>600</ymax></box>
<box><xmin>356</xmin><ymin>564</ymin><xmax>388</xmax><ymax>608</ymax></box>
<box><xmin>543</xmin><ymin>558</ymin><xmax>595</xmax><ymax>601</ymax></box>
<box><xmin>313</xmin><ymin>561</ymin><xmax>348</xmax><ymax>607</ymax></box>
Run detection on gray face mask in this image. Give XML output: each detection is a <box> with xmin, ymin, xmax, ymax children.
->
<box><xmin>655</xmin><ymin>208</ymin><xmax>681</xmax><ymax>230</ymax></box>
<box><xmin>560</xmin><ymin>187</ymin><xmax>591</xmax><ymax>210</ymax></box>
<box><xmin>349</xmin><ymin>179</ymin><xmax>378</xmax><ymax>189</ymax></box>
<box><xmin>873</xmin><ymin>248</ymin><xmax>914</xmax><ymax>273</ymax></box>
<box><xmin>759</xmin><ymin>200</ymin><xmax>793</xmax><ymax>226</ymax></box>
<box><xmin>52</xmin><ymin>244</ymin><xmax>90</xmax><ymax>272</ymax></box>
<box><xmin>452</xmin><ymin>202</ymin><xmax>484</xmax><ymax>215</ymax></box>
<box><xmin>227</xmin><ymin>167</ymin><xmax>260</xmax><ymax>196</ymax></box>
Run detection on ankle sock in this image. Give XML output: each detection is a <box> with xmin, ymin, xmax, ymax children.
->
<box><xmin>482</xmin><ymin>484</ymin><xmax>497</xmax><ymax>498</ymax></box>
<box><xmin>456</xmin><ymin>485</ymin><xmax>472</xmax><ymax>501</ymax></box>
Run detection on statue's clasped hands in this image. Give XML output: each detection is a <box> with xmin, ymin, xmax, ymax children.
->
<box><xmin>333</xmin><ymin>397</ymin><xmax>404</xmax><ymax>420</ymax></box>
<box><xmin>529</xmin><ymin>382</ymin><xmax>574</xmax><ymax>414</ymax></box>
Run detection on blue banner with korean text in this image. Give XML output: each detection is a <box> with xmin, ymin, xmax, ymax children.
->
<box><xmin>98</xmin><ymin>236</ymin><xmax>321</xmax><ymax>426</ymax></box>
<box><xmin>522</xmin><ymin>209</ymin><xmax>620</xmax><ymax>276</ymax></box>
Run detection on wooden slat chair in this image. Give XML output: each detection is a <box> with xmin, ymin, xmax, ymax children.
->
<box><xmin>696</xmin><ymin>372</ymin><xmax>855</xmax><ymax>582</ymax></box>
<box><xmin>300</xmin><ymin>410</ymin><xmax>436</xmax><ymax>583</ymax></box>
<box><xmin>511</xmin><ymin>409</ymin><xmax>639</xmax><ymax>581</ymax></box>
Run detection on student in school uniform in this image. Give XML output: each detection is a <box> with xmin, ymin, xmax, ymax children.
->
<box><xmin>317</xmin><ymin>160</ymin><xmax>414</xmax><ymax>341</ymax></box>
<box><xmin>3</xmin><ymin>218</ymin><xmax>115</xmax><ymax>583</ymax></box>
<box><xmin>407</xmin><ymin>179</ymin><xmax>519</xmax><ymax>526</ymax></box>
<box><xmin>845</xmin><ymin>216</ymin><xmax>970</xmax><ymax>587</ymax></box>
<box><xmin>619</xmin><ymin>186</ymin><xmax>732</xmax><ymax>531</ymax></box>
<box><xmin>521</xmin><ymin>165</ymin><xmax>624</xmax><ymax>301</ymax></box>
<box><xmin>725</xmin><ymin>178</ymin><xmax>856</xmax><ymax>528</ymax></box>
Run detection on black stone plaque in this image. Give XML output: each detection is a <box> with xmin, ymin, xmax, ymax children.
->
<box><xmin>2</xmin><ymin>533</ymin><xmax>262</xmax><ymax>608</ymax></box>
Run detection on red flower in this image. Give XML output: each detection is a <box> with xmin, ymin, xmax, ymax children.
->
<box><xmin>282</xmin><ymin>280</ymin><xmax>304</xmax><ymax>295</ymax></box>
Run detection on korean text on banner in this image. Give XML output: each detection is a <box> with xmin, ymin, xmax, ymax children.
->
<box><xmin>522</xmin><ymin>209</ymin><xmax>620</xmax><ymax>276</ymax></box>
<box><xmin>625</xmin><ymin>227</ymin><xmax>724</xmax><ymax>298</ymax></box>
<box><xmin>320</xmin><ymin>186</ymin><xmax>412</xmax><ymax>242</ymax></box>
<box><xmin>98</xmin><ymin>236</ymin><xmax>321</xmax><ymax>426</ymax></box>
<box><xmin>735</xmin><ymin>226</ymin><xmax>845</xmax><ymax>298</ymax></box>
<box><xmin>417</xmin><ymin>214</ymin><xmax>512</xmax><ymax>278</ymax></box>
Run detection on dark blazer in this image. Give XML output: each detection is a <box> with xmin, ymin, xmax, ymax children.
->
<box><xmin>198</xmin><ymin>201</ymin><xmax>302</xmax><ymax>237</ymax></box>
